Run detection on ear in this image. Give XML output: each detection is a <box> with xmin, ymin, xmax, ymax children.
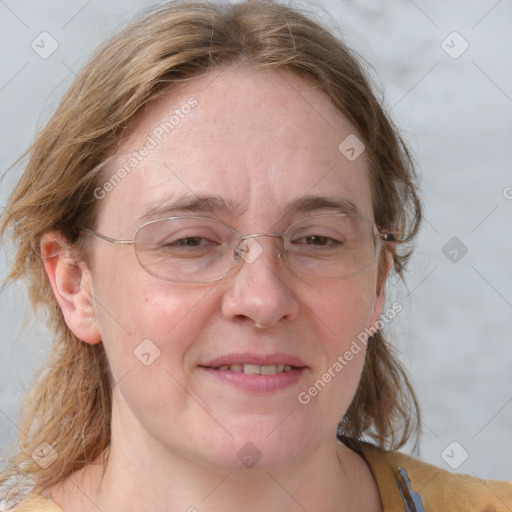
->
<box><xmin>40</xmin><ymin>231</ymin><xmax>102</xmax><ymax>344</ymax></box>
<box><xmin>369</xmin><ymin>247</ymin><xmax>394</xmax><ymax>327</ymax></box>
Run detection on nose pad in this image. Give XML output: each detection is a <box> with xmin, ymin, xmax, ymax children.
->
<box><xmin>234</xmin><ymin>234</ymin><xmax>287</xmax><ymax>266</ymax></box>
<box><xmin>235</xmin><ymin>237</ymin><xmax>264</xmax><ymax>264</ymax></box>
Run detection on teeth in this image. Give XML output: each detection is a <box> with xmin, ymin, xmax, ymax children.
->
<box><xmin>260</xmin><ymin>364</ymin><xmax>277</xmax><ymax>375</ymax></box>
<box><xmin>216</xmin><ymin>364</ymin><xmax>296</xmax><ymax>374</ymax></box>
<box><xmin>244</xmin><ymin>364</ymin><xmax>261</xmax><ymax>375</ymax></box>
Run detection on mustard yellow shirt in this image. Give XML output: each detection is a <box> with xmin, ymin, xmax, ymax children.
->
<box><xmin>8</xmin><ymin>444</ymin><xmax>512</xmax><ymax>511</ymax></box>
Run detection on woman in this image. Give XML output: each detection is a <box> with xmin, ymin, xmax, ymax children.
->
<box><xmin>1</xmin><ymin>1</ymin><xmax>511</xmax><ymax>510</ymax></box>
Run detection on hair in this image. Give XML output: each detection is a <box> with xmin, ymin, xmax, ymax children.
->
<box><xmin>0</xmin><ymin>0</ymin><xmax>422</xmax><ymax>502</ymax></box>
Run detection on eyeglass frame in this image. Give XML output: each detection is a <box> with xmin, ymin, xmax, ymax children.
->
<box><xmin>79</xmin><ymin>213</ymin><xmax>396</xmax><ymax>283</ymax></box>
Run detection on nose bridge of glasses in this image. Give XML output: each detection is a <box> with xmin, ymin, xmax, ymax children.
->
<box><xmin>240</xmin><ymin>233</ymin><xmax>283</xmax><ymax>242</ymax></box>
<box><xmin>236</xmin><ymin>233</ymin><xmax>286</xmax><ymax>263</ymax></box>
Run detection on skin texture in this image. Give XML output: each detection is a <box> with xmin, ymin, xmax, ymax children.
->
<box><xmin>41</xmin><ymin>65</ymin><xmax>390</xmax><ymax>512</ymax></box>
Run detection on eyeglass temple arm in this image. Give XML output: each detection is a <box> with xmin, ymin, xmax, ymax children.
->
<box><xmin>80</xmin><ymin>227</ymin><xmax>135</xmax><ymax>246</ymax></box>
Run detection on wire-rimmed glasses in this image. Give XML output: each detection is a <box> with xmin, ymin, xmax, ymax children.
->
<box><xmin>80</xmin><ymin>214</ymin><xmax>394</xmax><ymax>283</ymax></box>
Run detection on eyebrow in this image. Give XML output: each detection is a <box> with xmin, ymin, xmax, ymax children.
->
<box><xmin>138</xmin><ymin>194</ymin><xmax>363</xmax><ymax>223</ymax></box>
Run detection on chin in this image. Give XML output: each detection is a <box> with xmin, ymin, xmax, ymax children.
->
<box><xmin>195</xmin><ymin>418</ymin><xmax>313</xmax><ymax>471</ymax></box>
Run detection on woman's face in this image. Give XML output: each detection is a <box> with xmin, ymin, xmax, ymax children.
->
<box><xmin>82</xmin><ymin>66</ymin><xmax>388</xmax><ymax>469</ymax></box>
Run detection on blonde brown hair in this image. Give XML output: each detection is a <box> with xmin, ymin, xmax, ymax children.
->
<box><xmin>0</xmin><ymin>0</ymin><xmax>422</xmax><ymax>502</ymax></box>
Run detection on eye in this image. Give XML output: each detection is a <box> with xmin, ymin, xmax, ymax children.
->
<box><xmin>295</xmin><ymin>235</ymin><xmax>343</xmax><ymax>247</ymax></box>
<box><xmin>154</xmin><ymin>227</ymin><xmax>223</xmax><ymax>252</ymax></box>
<box><xmin>165</xmin><ymin>236</ymin><xmax>214</xmax><ymax>248</ymax></box>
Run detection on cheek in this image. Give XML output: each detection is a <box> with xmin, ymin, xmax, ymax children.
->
<box><xmin>91</xmin><ymin>255</ymin><xmax>216</xmax><ymax>377</ymax></box>
<box><xmin>310</xmin><ymin>272</ymin><xmax>378</xmax><ymax>349</ymax></box>
<box><xmin>92</xmin><ymin>275</ymin><xmax>220</xmax><ymax>420</ymax></box>
<box><xmin>301</xmin><ymin>277</ymin><xmax>378</xmax><ymax>418</ymax></box>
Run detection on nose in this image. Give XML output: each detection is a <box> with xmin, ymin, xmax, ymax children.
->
<box><xmin>221</xmin><ymin>235</ymin><xmax>299</xmax><ymax>329</ymax></box>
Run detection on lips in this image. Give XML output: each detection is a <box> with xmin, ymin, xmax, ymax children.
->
<box><xmin>199</xmin><ymin>353</ymin><xmax>308</xmax><ymax>393</ymax></box>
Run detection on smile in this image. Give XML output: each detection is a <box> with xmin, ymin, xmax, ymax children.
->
<box><xmin>214</xmin><ymin>364</ymin><xmax>296</xmax><ymax>374</ymax></box>
<box><xmin>199</xmin><ymin>353</ymin><xmax>308</xmax><ymax>393</ymax></box>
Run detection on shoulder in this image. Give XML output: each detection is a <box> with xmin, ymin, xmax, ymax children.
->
<box><xmin>360</xmin><ymin>443</ymin><xmax>512</xmax><ymax>512</ymax></box>
<box><xmin>8</xmin><ymin>493</ymin><xmax>63</xmax><ymax>512</ymax></box>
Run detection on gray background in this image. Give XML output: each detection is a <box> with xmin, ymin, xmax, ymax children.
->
<box><xmin>1</xmin><ymin>0</ymin><xmax>511</xmax><ymax>482</ymax></box>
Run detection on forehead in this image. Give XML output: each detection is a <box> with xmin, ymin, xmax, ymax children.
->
<box><xmin>96</xmin><ymin>65</ymin><xmax>372</xmax><ymax>233</ymax></box>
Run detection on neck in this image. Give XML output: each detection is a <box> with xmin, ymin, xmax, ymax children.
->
<box><xmin>90</xmin><ymin>439</ymin><xmax>371</xmax><ymax>512</ymax></box>
<box><xmin>47</xmin><ymin>399</ymin><xmax>380</xmax><ymax>512</ymax></box>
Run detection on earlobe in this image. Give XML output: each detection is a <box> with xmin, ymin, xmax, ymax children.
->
<box><xmin>40</xmin><ymin>232</ymin><xmax>102</xmax><ymax>345</ymax></box>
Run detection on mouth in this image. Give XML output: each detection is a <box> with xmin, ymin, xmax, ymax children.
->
<box><xmin>209</xmin><ymin>363</ymin><xmax>298</xmax><ymax>375</ymax></box>
<box><xmin>198</xmin><ymin>353</ymin><xmax>308</xmax><ymax>393</ymax></box>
